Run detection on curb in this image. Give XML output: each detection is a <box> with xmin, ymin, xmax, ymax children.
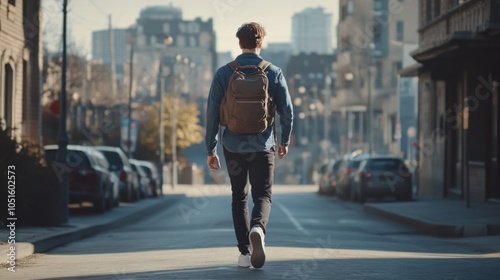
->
<box><xmin>365</xmin><ymin>204</ymin><xmax>500</xmax><ymax>238</ymax></box>
<box><xmin>364</xmin><ymin>204</ymin><xmax>463</xmax><ymax>238</ymax></box>
<box><xmin>1</xmin><ymin>194</ymin><xmax>184</xmax><ymax>264</ymax></box>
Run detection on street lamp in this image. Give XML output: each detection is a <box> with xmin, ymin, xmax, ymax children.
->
<box><xmin>157</xmin><ymin>36</ymin><xmax>174</xmax><ymax>194</ymax></box>
<box><xmin>366</xmin><ymin>43</ymin><xmax>375</xmax><ymax>155</ymax></box>
<box><xmin>56</xmin><ymin>0</ymin><xmax>69</xmax><ymax>224</ymax></box>
<box><xmin>126</xmin><ymin>34</ymin><xmax>136</xmax><ymax>159</ymax></box>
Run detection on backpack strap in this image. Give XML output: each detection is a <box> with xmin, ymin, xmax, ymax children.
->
<box><xmin>227</xmin><ymin>60</ymin><xmax>271</xmax><ymax>72</ymax></box>
<box><xmin>257</xmin><ymin>60</ymin><xmax>271</xmax><ymax>71</ymax></box>
<box><xmin>227</xmin><ymin>60</ymin><xmax>240</xmax><ymax>71</ymax></box>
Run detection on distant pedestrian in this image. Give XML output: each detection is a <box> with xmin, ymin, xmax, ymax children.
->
<box><xmin>205</xmin><ymin>22</ymin><xmax>293</xmax><ymax>269</ymax></box>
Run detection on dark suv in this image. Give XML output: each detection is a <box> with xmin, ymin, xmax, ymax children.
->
<box><xmin>351</xmin><ymin>156</ymin><xmax>412</xmax><ymax>203</ymax></box>
<box><xmin>44</xmin><ymin>145</ymin><xmax>114</xmax><ymax>212</ymax></box>
<box><xmin>336</xmin><ymin>153</ymin><xmax>370</xmax><ymax>200</ymax></box>
<box><xmin>93</xmin><ymin>146</ymin><xmax>139</xmax><ymax>202</ymax></box>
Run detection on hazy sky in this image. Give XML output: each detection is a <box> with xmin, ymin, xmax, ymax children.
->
<box><xmin>42</xmin><ymin>0</ymin><xmax>338</xmax><ymax>58</ymax></box>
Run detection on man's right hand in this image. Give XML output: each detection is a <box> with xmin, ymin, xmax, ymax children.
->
<box><xmin>277</xmin><ymin>145</ymin><xmax>288</xmax><ymax>159</ymax></box>
<box><xmin>207</xmin><ymin>155</ymin><xmax>221</xmax><ymax>171</ymax></box>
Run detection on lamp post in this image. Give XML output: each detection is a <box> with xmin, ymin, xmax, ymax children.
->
<box><xmin>171</xmin><ymin>55</ymin><xmax>178</xmax><ymax>190</ymax></box>
<box><xmin>126</xmin><ymin>38</ymin><xmax>134</xmax><ymax>159</ymax></box>
<box><xmin>56</xmin><ymin>0</ymin><xmax>69</xmax><ymax>224</ymax></box>
<box><xmin>366</xmin><ymin>43</ymin><xmax>375</xmax><ymax>155</ymax></box>
<box><xmin>157</xmin><ymin>36</ymin><xmax>173</xmax><ymax>194</ymax></box>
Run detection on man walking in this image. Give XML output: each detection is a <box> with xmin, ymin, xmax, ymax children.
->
<box><xmin>205</xmin><ymin>22</ymin><xmax>293</xmax><ymax>269</ymax></box>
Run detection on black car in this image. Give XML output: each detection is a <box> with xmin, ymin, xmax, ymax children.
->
<box><xmin>132</xmin><ymin>160</ymin><xmax>161</xmax><ymax>197</ymax></box>
<box><xmin>93</xmin><ymin>146</ymin><xmax>139</xmax><ymax>202</ymax></box>
<box><xmin>336</xmin><ymin>153</ymin><xmax>370</xmax><ymax>200</ymax></box>
<box><xmin>130</xmin><ymin>159</ymin><xmax>150</xmax><ymax>199</ymax></box>
<box><xmin>351</xmin><ymin>156</ymin><xmax>412</xmax><ymax>203</ymax></box>
<box><xmin>318</xmin><ymin>159</ymin><xmax>342</xmax><ymax>196</ymax></box>
<box><xmin>44</xmin><ymin>145</ymin><xmax>114</xmax><ymax>212</ymax></box>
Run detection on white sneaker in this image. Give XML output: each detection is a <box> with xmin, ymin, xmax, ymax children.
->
<box><xmin>249</xmin><ymin>226</ymin><xmax>266</xmax><ymax>268</ymax></box>
<box><xmin>238</xmin><ymin>253</ymin><xmax>251</xmax><ymax>268</ymax></box>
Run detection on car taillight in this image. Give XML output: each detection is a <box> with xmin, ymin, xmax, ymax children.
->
<box><xmin>119</xmin><ymin>171</ymin><xmax>127</xmax><ymax>182</ymax></box>
<box><xmin>361</xmin><ymin>171</ymin><xmax>372</xmax><ymax>179</ymax></box>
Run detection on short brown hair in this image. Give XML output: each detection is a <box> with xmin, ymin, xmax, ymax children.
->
<box><xmin>236</xmin><ymin>22</ymin><xmax>266</xmax><ymax>49</ymax></box>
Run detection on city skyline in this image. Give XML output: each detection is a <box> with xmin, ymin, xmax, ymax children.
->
<box><xmin>42</xmin><ymin>0</ymin><xmax>338</xmax><ymax>58</ymax></box>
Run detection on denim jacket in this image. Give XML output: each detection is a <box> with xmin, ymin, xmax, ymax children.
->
<box><xmin>205</xmin><ymin>52</ymin><xmax>293</xmax><ymax>156</ymax></box>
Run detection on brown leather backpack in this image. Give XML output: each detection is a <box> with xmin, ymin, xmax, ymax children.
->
<box><xmin>220</xmin><ymin>60</ymin><xmax>275</xmax><ymax>134</ymax></box>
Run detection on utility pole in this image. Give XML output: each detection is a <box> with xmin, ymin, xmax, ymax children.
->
<box><xmin>109</xmin><ymin>14</ymin><xmax>117</xmax><ymax>97</ymax></box>
<box><xmin>56</xmin><ymin>0</ymin><xmax>69</xmax><ymax>224</ymax></box>
<box><xmin>367</xmin><ymin>45</ymin><xmax>374</xmax><ymax>155</ymax></box>
<box><xmin>171</xmin><ymin>64</ymin><xmax>177</xmax><ymax>190</ymax></box>
<box><xmin>127</xmin><ymin>40</ymin><xmax>134</xmax><ymax>158</ymax></box>
<box><xmin>158</xmin><ymin>58</ymin><xmax>165</xmax><ymax>193</ymax></box>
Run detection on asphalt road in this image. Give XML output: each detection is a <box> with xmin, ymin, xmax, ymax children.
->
<box><xmin>6</xmin><ymin>185</ymin><xmax>500</xmax><ymax>280</ymax></box>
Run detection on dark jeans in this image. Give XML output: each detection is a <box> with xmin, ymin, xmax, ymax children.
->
<box><xmin>223</xmin><ymin>147</ymin><xmax>274</xmax><ymax>255</ymax></box>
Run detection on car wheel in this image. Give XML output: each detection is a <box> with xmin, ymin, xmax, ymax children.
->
<box><xmin>358</xmin><ymin>185</ymin><xmax>366</xmax><ymax>203</ymax></box>
<box><xmin>342</xmin><ymin>186</ymin><xmax>351</xmax><ymax>201</ymax></box>
<box><xmin>358</xmin><ymin>188</ymin><xmax>366</xmax><ymax>203</ymax></box>
<box><xmin>350</xmin><ymin>187</ymin><xmax>358</xmax><ymax>202</ymax></box>
<box><xmin>94</xmin><ymin>186</ymin><xmax>106</xmax><ymax>213</ymax></box>
<box><xmin>397</xmin><ymin>192</ymin><xmax>412</xmax><ymax>201</ymax></box>
<box><xmin>318</xmin><ymin>186</ymin><xmax>325</xmax><ymax>196</ymax></box>
<box><xmin>105</xmin><ymin>186</ymin><xmax>113</xmax><ymax>211</ymax></box>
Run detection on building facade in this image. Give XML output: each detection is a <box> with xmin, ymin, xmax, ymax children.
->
<box><xmin>334</xmin><ymin>0</ymin><xmax>418</xmax><ymax>155</ymax></box>
<box><xmin>291</xmin><ymin>7</ymin><xmax>333</xmax><ymax>55</ymax></box>
<box><xmin>0</xmin><ymin>0</ymin><xmax>43</xmax><ymax>143</ymax></box>
<box><xmin>260</xmin><ymin>43</ymin><xmax>293</xmax><ymax>77</ymax></box>
<box><xmin>410</xmin><ymin>0</ymin><xmax>500</xmax><ymax>202</ymax></box>
<box><xmin>130</xmin><ymin>5</ymin><xmax>217</xmax><ymax>104</ymax></box>
<box><xmin>92</xmin><ymin>28</ymin><xmax>128</xmax><ymax>76</ymax></box>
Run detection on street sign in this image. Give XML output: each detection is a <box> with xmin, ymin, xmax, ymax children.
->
<box><xmin>121</xmin><ymin>118</ymin><xmax>138</xmax><ymax>154</ymax></box>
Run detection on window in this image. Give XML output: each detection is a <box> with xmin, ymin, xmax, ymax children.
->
<box><xmin>8</xmin><ymin>0</ymin><xmax>16</xmax><ymax>6</ymax></box>
<box><xmin>434</xmin><ymin>0</ymin><xmax>441</xmax><ymax>18</ymax></box>
<box><xmin>162</xmin><ymin>23</ymin><xmax>170</xmax><ymax>33</ymax></box>
<box><xmin>373</xmin><ymin>20</ymin><xmax>382</xmax><ymax>42</ymax></box>
<box><xmin>341</xmin><ymin>0</ymin><xmax>354</xmax><ymax>21</ymax></box>
<box><xmin>176</xmin><ymin>35</ymin><xmax>186</xmax><ymax>47</ymax></box>
<box><xmin>392</xmin><ymin>62</ymin><xmax>402</xmax><ymax>86</ymax></box>
<box><xmin>375</xmin><ymin>61</ymin><xmax>383</xmax><ymax>88</ymax></box>
<box><xmin>3</xmin><ymin>64</ymin><xmax>14</xmax><ymax>127</ymax></box>
<box><xmin>347</xmin><ymin>0</ymin><xmax>354</xmax><ymax>15</ymax></box>
<box><xmin>373</xmin><ymin>0</ymin><xmax>383</xmax><ymax>11</ymax></box>
<box><xmin>426</xmin><ymin>0</ymin><xmax>433</xmax><ymax>22</ymax></box>
<box><xmin>396</xmin><ymin>21</ymin><xmax>404</xmax><ymax>41</ymax></box>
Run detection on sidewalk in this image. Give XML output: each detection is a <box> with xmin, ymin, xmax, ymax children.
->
<box><xmin>0</xmin><ymin>192</ymin><xmax>185</xmax><ymax>264</ymax></box>
<box><xmin>364</xmin><ymin>196</ymin><xmax>500</xmax><ymax>238</ymax></box>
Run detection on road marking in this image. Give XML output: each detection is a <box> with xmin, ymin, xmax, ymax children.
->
<box><xmin>276</xmin><ymin>201</ymin><xmax>311</xmax><ymax>236</ymax></box>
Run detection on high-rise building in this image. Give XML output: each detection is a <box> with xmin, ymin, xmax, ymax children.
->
<box><xmin>291</xmin><ymin>7</ymin><xmax>333</xmax><ymax>55</ymax></box>
<box><xmin>130</xmin><ymin>4</ymin><xmax>217</xmax><ymax>102</ymax></box>
<box><xmin>260</xmin><ymin>43</ymin><xmax>293</xmax><ymax>76</ymax></box>
<box><xmin>92</xmin><ymin>28</ymin><xmax>128</xmax><ymax>75</ymax></box>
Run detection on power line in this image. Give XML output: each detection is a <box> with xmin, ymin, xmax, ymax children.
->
<box><xmin>88</xmin><ymin>0</ymin><xmax>108</xmax><ymax>18</ymax></box>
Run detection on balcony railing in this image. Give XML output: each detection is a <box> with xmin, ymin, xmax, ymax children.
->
<box><xmin>418</xmin><ymin>0</ymin><xmax>499</xmax><ymax>51</ymax></box>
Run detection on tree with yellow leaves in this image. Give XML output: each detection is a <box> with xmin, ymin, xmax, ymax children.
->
<box><xmin>137</xmin><ymin>96</ymin><xmax>203</xmax><ymax>161</ymax></box>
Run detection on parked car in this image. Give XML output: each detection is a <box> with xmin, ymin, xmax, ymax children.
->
<box><xmin>337</xmin><ymin>153</ymin><xmax>370</xmax><ymax>200</ymax></box>
<box><xmin>130</xmin><ymin>159</ymin><xmax>150</xmax><ymax>199</ymax></box>
<box><xmin>93</xmin><ymin>146</ymin><xmax>139</xmax><ymax>202</ymax></box>
<box><xmin>44</xmin><ymin>145</ymin><xmax>114</xmax><ymax>212</ymax></box>
<box><xmin>132</xmin><ymin>160</ymin><xmax>161</xmax><ymax>197</ymax></box>
<box><xmin>351</xmin><ymin>156</ymin><xmax>412</xmax><ymax>203</ymax></box>
<box><xmin>318</xmin><ymin>159</ymin><xmax>342</xmax><ymax>196</ymax></box>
